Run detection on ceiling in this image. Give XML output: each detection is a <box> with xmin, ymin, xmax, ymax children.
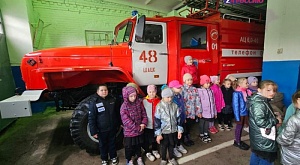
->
<box><xmin>109</xmin><ymin>0</ymin><xmax>267</xmax><ymax>20</ymax></box>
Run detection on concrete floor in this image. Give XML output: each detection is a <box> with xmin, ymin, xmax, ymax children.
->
<box><xmin>0</xmin><ymin>110</ymin><xmax>281</xmax><ymax>165</ymax></box>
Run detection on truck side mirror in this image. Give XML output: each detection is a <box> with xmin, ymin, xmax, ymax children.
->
<box><xmin>135</xmin><ymin>15</ymin><xmax>145</xmax><ymax>41</ymax></box>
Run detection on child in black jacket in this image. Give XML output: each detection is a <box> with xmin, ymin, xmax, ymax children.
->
<box><xmin>88</xmin><ymin>84</ymin><xmax>119</xmax><ymax>165</ymax></box>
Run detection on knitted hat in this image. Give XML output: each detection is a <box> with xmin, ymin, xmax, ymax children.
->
<box><xmin>169</xmin><ymin>80</ymin><xmax>182</xmax><ymax>88</ymax></box>
<box><xmin>200</xmin><ymin>75</ymin><xmax>211</xmax><ymax>85</ymax></box>
<box><xmin>183</xmin><ymin>73</ymin><xmax>193</xmax><ymax>82</ymax></box>
<box><xmin>248</xmin><ymin>76</ymin><xmax>258</xmax><ymax>85</ymax></box>
<box><xmin>210</xmin><ymin>76</ymin><xmax>219</xmax><ymax>83</ymax></box>
<box><xmin>147</xmin><ymin>84</ymin><xmax>157</xmax><ymax>93</ymax></box>
<box><xmin>126</xmin><ymin>82</ymin><xmax>138</xmax><ymax>90</ymax></box>
<box><xmin>227</xmin><ymin>75</ymin><xmax>237</xmax><ymax>82</ymax></box>
<box><xmin>161</xmin><ymin>87</ymin><xmax>173</xmax><ymax>97</ymax></box>
<box><xmin>184</xmin><ymin>55</ymin><xmax>192</xmax><ymax>64</ymax></box>
<box><xmin>122</xmin><ymin>86</ymin><xmax>137</xmax><ymax>101</ymax></box>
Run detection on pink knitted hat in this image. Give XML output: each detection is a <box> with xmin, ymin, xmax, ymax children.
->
<box><xmin>200</xmin><ymin>75</ymin><xmax>211</xmax><ymax>85</ymax></box>
<box><xmin>147</xmin><ymin>84</ymin><xmax>157</xmax><ymax>93</ymax></box>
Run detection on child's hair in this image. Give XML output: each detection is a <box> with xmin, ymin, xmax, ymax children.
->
<box><xmin>292</xmin><ymin>89</ymin><xmax>300</xmax><ymax>104</ymax></box>
<box><xmin>97</xmin><ymin>84</ymin><xmax>108</xmax><ymax>90</ymax></box>
<box><xmin>258</xmin><ymin>80</ymin><xmax>278</xmax><ymax>92</ymax></box>
<box><xmin>222</xmin><ymin>79</ymin><xmax>232</xmax><ymax>84</ymax></box>
<box><xmin>232</xmin><ymin>77</ymin><xmax>247</xmax><ymax>89</ymax></box>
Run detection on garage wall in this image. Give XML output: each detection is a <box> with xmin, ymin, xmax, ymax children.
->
<box><xmin>262</xmin><ymin>0</ymin><xmax>300</xmax><ymax>106</ymax></box>
<box><xmin>0</xmin><ymin>0</ymin><xmax>167</xmax><ymax>91</ymax></box>
<box><xmin>29</xmin><ymin>0</ymin><xmax>167</xmax><ymax>49</ymax></box>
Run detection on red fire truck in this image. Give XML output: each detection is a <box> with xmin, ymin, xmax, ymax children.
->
<box><xmin>0</xmin><ymin>4</ymin><xmax>264</xmax><ymax>154</ymax></box>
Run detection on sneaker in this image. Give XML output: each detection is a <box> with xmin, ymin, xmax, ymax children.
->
<box><xmin>126</xmin><ymin>160</ymin><xmax>134</xmax><ymax>165</ymax></box>
<box><xmin>205</xmin><ymin>135</ymin><xmax>212</xmax><ymax>143</ymax></box>
<box><xmin>187</xmin><ymin>134</ymin><xmax>194</xmax><ymax>145</ymax></box>
<box><xmin>177</xmin><ymin>145</ymin><xmax>187</xmax><ymax>154</ymax></box>
<box><xmin>137</xmin><ymin>157</ymin><xmax>144</xmax><ymax>165</ymax></box>
<box><xmin>111</xmin><ymin>157</ymin><xmax>119</xmax><ymax>165</ymax></box>
<box><xmin>200</xmin><ymin>135</ymin><xmax>208</xmax><ymax>143</ymax></box>
<box><xmin>209</xmin><ymin>127</ymin><xmax>217</xmax><ymax>134</ymax></box>
<box><xmin>102</xmin><ymin>160</ymin><xmax>108</xmax><ymax>165</ymax></box>
<box><xmin>160</xmin><ymin>160</ymin><xmax>167</xmax><ymax>165</ymax></box>
<box><xmin>173</xmin><ymin>148</ymin><xmax>183</xmax><ymax>157</ymax></box>
<box><xmin>183</xmin><ymin>136</ymin><xmax>192</xmax><ymax>146</ymax></box>
<box><xmin>169</xmin><ymin>158</ymin><xmax>179</xmax><ymax>165</ymax></box>
<box><xmin>213</xmin><ymin>126</ymin><xmax>219</xmax><ymax>133</ymax></box>
<box><xmin>233</xmin><ymin>141</ymin><xmax>249</xmax><ymax>150</ymax></box>
<box><xmin>243</xmin><ymin>127</ymin><xmax>249</xmax><ymax>133</ymax></box>
<box><xmin>218</xmin><ymin>124</ymin><xmax>225</xmax><ymax>131</ymax></box>
<box><xmin>224</xmin><ymin>124</ymin><xmax>231</xmax><ymax>131</ymax></box>
<box><xmin>240</xmin><ymin>141</ymin><xmax>250</xmax><ymax>149</ymax></box>
<box><xmin>152</xmin><ymin>150</ymin><xmax>161</xmax><ymax>159</ymax></box>
<box><xmin>146</xmin><ymin>153</ymin><xmax>155</xmax><ymax>161</ymax></box>
<box><xmin>228</xmin><ymin>122</ymin><xmax>233</xmax><ymax>128</ymax></box>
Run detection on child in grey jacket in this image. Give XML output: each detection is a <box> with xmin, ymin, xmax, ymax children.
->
<box><xmin>155</xmin><ymin>87</ymin><xmax>183</xmax><ymax>165</ymax></box>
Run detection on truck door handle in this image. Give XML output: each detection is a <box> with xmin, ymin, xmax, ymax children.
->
<box><xmin>159</xmin><ymin>53</ymin><xmax>168</xmax><ymax>55</ymax></box>
<box><xmin>204</xmin><ymin>59</ymin><xmax>211</xmax><ymax>62</ymax></box>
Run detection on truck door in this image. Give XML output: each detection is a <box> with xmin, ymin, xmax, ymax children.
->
<box><xmin>131</xmin><ymin>21</ymin><xmax>167</xmax><ymax>86</ymax></box>
<box><xmin>179</xmin><ymin>23</ymin><xmax>218</xmax><ymax>78</ymax></box>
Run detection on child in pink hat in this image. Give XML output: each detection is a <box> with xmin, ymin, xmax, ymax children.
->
<box><xmin>169</xmin><ymin>80</ymin><xmax>188</xmax><ymax>156</ymax></box>
<box><xmin>197</xmin><ymin>75</ymin><xmax>217</xmax><ymax>143</ymax></box>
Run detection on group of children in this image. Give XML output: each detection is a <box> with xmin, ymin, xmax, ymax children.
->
<box><xmin>88</xmin><ymin>55</ymin><xmax>261</xmax><ymax>165</ymax></box>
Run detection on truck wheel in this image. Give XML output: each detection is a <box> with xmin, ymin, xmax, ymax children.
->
<box><xmin>70</xmin><ymin>95</ymin><xmax>123</xmax><ymax>155</ymax></box>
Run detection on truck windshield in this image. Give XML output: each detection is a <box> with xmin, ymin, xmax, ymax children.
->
<box><xmin>115</xmin><ymin>21</ymin><xmax>133</xmax><ymax>43</ymax></box>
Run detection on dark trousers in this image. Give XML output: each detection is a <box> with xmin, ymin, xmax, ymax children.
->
<box><xmin>177</xmin><ymin>122</ymin><xmax>186</xmax><ymax>146</ymax></box>
<box><xmin>161</xmin><ymin>133</ymin><xmax>176</xmax><ymax>160</ymax></box>
<box><xmin>98</xmin><ymin>130</ymin><xmax>117</xmax><ymax>161</ymax></box>
<box><xmin>199</xmin><ymin>118</ymin><xmax>209</xmax><ymax>135</ymax></box>
<box><xmin>217</xmin><ymin>112</ymin><xmax>232</xmax><ymax>125</ymax></box>
<box><xmin>125</xmin><ymin>144</ymin><xmax>142</xmax><ymax>160</ymax></box>
<box><xmin>142</xmin><ymin>129</ymin><xmax>158</xmax><ymax>153</ymax></box>
<box><xmin>184</xmin><ymin>118</ymin><xmax>195</xmax><ymax>136</ymax></box>
<box><xmin>235</xmin><ymin>116</ymin><xmax>247</xmax><ymax>143</ymax></box>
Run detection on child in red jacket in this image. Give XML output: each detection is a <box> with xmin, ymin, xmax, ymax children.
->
<box><xmin>181</xmin><ymin>55</ymin><xmax>199</xmax><ymax>86</ymax></box>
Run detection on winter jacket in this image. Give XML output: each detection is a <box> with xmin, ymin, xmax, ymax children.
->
<box><xmin>232</xmin><ymin>91</ymin><xmax>249</xmax><ymax>121</ymax></box>
<box><xmin>276</xmin><ymin>110</ymin><xmax>300</xmax><ymax>165</ymax></box>
<box><xmin>181</xmin><ymin>64</ymin><xmax>199</xmax><ymax>84</ymax></box>
<box><xmin>278</xmin><ymin>104</ymin><xmax>296</xmax><ymax>134</ymax></box>
<box><xmin>143</xmin><ymin>96</ymin><xmax>160</xmax><ymax>129</ymax></box>
<box><xmin>210</xmin><ymin>84</ymin><xmax>225</xmax><ymax>113</ymax></box>
<box><xmin>120</xmin><ymin>86</ymin><xmax>148</xmax><ymax>137</ymax></box>
<box><xmin>154</xmin><ymin>101</ymin><xmax>183</xmax><ymax>136</ymax></box>
<box><xmin>197</xmin><ymin>88</ymin><xmax>217</xmax><ymax>118</ymax></box>
<box><xmin>248</xmin><ymin>93</ymin><xmax>278</xmax><ymax>153</ymax></box>
<box><xmin>172</xmin><ymin>93</ymin><xmax>186</xmax><ymax>125</ymax></box>
<box><xmin>182</xmin><ymin>84</ymin><xmax>202</xmax><ymax>119</ymax></box>
<box><xmin>88</xmin><ymin>94</ymin><xmax>118</xmax><ymax>135</ymax></box>
<box><xmin>221</xmin><ymin>85</ymin><xmax>234</xmax><ymax>106</ymax></box>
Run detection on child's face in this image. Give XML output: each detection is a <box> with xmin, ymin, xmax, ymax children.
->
<box><xmin>214</xmin><ymin>78</ymin><xmax>220</xmax><ymax>85</ymax></box>
<box><xmin>223</xmin><ymin>80</ymin><xmax>231</xmax><ymax>88</ymax></box>
<box><xmin>239</xmin><ymin>79</ymin><xmax>249</xmax><ymax>88</ymax></box>
<box><xmin>294</xmin><ymin>98</ymin><xmax>300</xmax><ymax>109</ymax></box>
<box><xmin>97</xmin><ymin>86</ymin><xmax>108</xmax><ymax>98</ymax></box>
<box><xmin>258</xmin><ymin>85</ymin><xmax>276</xmax><ymax>99</ymax></box>
<box><xmin>250</xmin><ymin>81</ymin><xmax>258</xmax><ymax>87</ymax></box>
<box><xmin>128</xmin><ymin>92</ymin><xmax>137</xmax><ymax>102</ymax></box>
<box><xmin>172</xmin><ymin>87</ymin><xmax>182</xmax><ymax>94</ymax></box>
<box><xmin>187</xmin><ymin>58</ymin><xmax>193</xmax><ymax>65</ymax></box>
<box><xmin>162</xmin><ymin>97</ymin><xmax>172</xmax><ymax>104</ymax></box>
<box><xmin>185</xmin><ymin>78</ymin><xmax>193</xmax><ymax>86</ymax></box>
<box><xmin>202</xmin><ymin>83</ymin><xmax>210</xmax><ymax>89</ymax></box>
<box><xmin>147</xmin><ymin>90</ymin><xmax>156</xmax><ymax>99</ymax></box>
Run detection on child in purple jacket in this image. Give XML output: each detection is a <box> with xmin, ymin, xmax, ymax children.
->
<box><xmin>197</xmin><ymin>75</ymin><xmax>217</xmax><ymax>143</ymax></box>
<box><xmin>120</xmin><ymin>86</ymin><xmax>148</xmax><ymax>165</ymax></box>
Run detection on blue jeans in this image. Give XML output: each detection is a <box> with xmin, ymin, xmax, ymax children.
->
<box><xmin>250</xmin><ymin>152</ymin><xmax>274</xmax><ymax>165</ymax></box>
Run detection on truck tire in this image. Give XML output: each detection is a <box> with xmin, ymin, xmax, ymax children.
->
<box><xmin>70</xmin><ymin>95</ymin><xmax>123</xmax><ymax>155</ymax></box>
